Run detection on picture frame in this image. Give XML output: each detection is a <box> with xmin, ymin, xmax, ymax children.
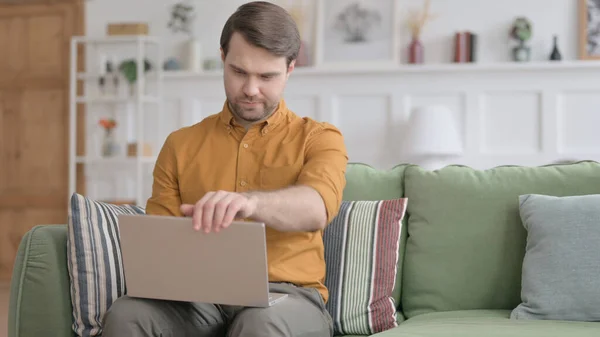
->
<box><xmin>313</xmin><ymin>0</ymin><xmax>400</xmax><ymax>67</ymax></box>
<box><xmin>579</xmin><ymin>0</ymin><xmax>600</xmax><ymax>60</ymax></box>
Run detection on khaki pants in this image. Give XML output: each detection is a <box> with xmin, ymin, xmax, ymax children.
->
<box><xmin>102</xmin><ymin>282</ymin><xmax>334</xmax><ymax>337</ymax></box>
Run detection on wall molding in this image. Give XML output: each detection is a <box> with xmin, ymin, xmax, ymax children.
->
<box><xmin>84</xmin><ymin>61</ymin><xmax>600</xmax><ymax>202</ymax></box>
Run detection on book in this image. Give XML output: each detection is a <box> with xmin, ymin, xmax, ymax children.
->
<box><xmin>454</xmin><ymin>31</ymin><xmax>478</xmax><ymax>63</ymax></box>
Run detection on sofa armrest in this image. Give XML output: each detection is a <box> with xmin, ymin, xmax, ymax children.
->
<box><xmin>9</xmin><ymin>225</ymin><xmax>74</xmax><ymax>337</ymax></box>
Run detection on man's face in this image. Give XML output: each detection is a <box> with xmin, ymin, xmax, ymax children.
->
<box><xmin>221</xmin><ymin>32</ymin><xmax>295</xmax><ymax>127</ymax></box>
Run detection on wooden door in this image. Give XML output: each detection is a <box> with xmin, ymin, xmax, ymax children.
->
<box><xmin>0</xmin><ymin>0</ymin><xmax>84</xmax><ymax>281</ymax></box>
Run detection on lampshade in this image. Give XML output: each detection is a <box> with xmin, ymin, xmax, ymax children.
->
<box><xmin>402</xmin><ymin>105</ymin><xmax>463</xmax><ymax>156</ymax></box>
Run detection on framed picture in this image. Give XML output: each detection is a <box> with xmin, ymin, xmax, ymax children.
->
<box><xmin>314</xmin><ymin>0</ymin><xmax>400</xmax><ymax>66</ymax></box>
<box><xmin>579</xmin><ymin>0</ymin><xmax>600</xmax><ymax>60</ymax></box>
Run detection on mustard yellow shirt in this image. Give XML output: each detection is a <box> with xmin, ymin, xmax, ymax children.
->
<box><xmin>145</xmin><ymin>99</ymin><xmax>348</xmax><ymax>302</ymax></box>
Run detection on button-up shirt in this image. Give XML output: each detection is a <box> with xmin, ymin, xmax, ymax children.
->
<box><xmin>145</xmin><ymin>99</ymin><xmax>348</xmax><ymax>303</ymax></box>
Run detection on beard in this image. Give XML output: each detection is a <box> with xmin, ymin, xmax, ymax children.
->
<box><xmin>229</xmin><ymin>97</ymin><xmax>279</xmax><ymax>123</ymax></box>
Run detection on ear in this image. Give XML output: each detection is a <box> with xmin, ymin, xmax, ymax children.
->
<box><xmin>286</xmin><ymin>59</ymin><xmax>296</xmax><ymax>79</ymax></box>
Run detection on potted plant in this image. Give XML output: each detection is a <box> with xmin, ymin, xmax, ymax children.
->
<box><xmin>118</xmin><ymin>58</ymin><xmax>152</xmax><ymax>96</ymax></box>
<box><xmin>510</xmin><ymin>17</ymin><xmax>533</xmax><ymax>62</ymax></box>
<box><xmin>99</xmin><ymin>118</ymin><xmax>118</xmax><ymax>157</ymax></box>
<box><xmin>168</xmin><ymin>1</ymin><xmax>201</xmax><ymax>72</ymax></box>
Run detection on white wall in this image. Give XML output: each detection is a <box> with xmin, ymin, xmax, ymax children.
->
<box><xmin>80</xmin><ymin>0</ymin><xmax>599</xmax><ymax>204</ymax></box>
<box><xmin>86</xmin><ymin>0</ymin><xmax>580</xmax><ymax>64</ymax></box>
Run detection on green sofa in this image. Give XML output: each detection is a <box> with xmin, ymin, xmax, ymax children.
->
<box><xmin>9</xmin><ymin>161</ymin><xmax>600</xmax><ymax>337</ymax></box>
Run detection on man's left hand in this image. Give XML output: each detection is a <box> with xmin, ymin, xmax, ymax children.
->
<box><xmin>180</xmin><ymin>191</ymin><xmax>257</xmax><ymax>233</ymax></box>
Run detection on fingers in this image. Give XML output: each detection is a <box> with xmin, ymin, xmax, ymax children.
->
<box><xmin>180</xmin><ymin>204</ymin><xmax>194</xmax><ymax>216</ymax></box>
<box><xmin>192</xmin><ymin>192</ymin><xmax>213</xmax><ymax>232</ymax></box>
<box><xmin>212</xmin><ymin>193</ymin><xmax>239</xmax><ymax>232</ymax></box>
<box><xmin>203</xmin><ymin>191</ymin><xmax>229</xmax><ymax>233</ymax></box>
<box><xmin>221</xmin><ymin>197</ymin><xmax>246</xmax><ymax>229</ymax></box>
<box><xmin>187</xmin><ymin>191</ymin><xmax>251</xmax><ymax>233</ymax></box>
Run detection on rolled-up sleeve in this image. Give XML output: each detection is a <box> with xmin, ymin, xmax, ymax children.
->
<box><xmin>145</xmin><ymin>134</ymin><xmax>183</xmax><ymax>216</ymax></box>
<box><xmin>296</xmin><ymin>123</ymin><xmax>349</xmax><ymax>225</ymax></box>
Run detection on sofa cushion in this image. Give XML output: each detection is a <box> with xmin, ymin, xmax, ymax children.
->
<box><xmin>342</xmin><ymin>163</ymin><xmax>408</xmax><ymax>317</ymax></box>
<box><xmin>511</xmin><ymin>194</ymin><xmax>600</xmax><ymax>321</ymax></box>
<box><xmin>9</xmin><ymin>225</ymin><xmax>73</xmax><ymax>337</ymax></box>
<box><xmin>343</xmin><ymin>163</ymin><xmax>408</xmax><ymax>201</ymax></box>
<box><xmin>374</xmin><ymin>310</ymin><xmax>600</xmax><ymax>337</ymax></box>
<box><xmin>324</xmin><ymin>198</ymin><xmax>407</xmax><ymax>336</ymax></box>
<box><xmin>67</xmin><ymin>193</ymin><xmax>145</xmax><ymax>337</ymax></box>
<box><xmin>401</xmin><ymin>161</ymin><xmax>600</xmax><ymax>319</ymax></box>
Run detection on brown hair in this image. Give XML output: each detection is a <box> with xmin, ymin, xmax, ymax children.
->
<box><xmin>220</xmin><ymin>1</ymin><xmax>301</xmax><ymax>67</ymax></box>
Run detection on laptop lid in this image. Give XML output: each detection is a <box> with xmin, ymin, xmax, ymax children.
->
<box><xmin>118</xmin><ymin>214</ymin><xmax>271</xmax><ymax>307</ymax></box>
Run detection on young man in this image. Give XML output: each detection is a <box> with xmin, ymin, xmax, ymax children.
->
<box><xmin>102</xmin><ymin>2</ymin><xmax>348</xmax><ymax>337</ymax></box>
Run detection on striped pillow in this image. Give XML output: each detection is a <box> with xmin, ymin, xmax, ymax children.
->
<box><xmin>67</xmin><ymin>193</ymin><xmax>145</xmax><ymax>337</ymax></box>
<box><xmin>323</xmin><ymin>198</ymin><xmax>407</xmax><ymax>336</ymax></box>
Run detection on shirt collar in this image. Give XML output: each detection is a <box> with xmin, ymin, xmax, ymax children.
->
<box><xmin>219</xmin><ymin>99</ymin><xmax>289</xmax><ymax>129</ymax></box>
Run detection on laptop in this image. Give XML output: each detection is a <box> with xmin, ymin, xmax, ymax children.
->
<box><xmin>117</xmin><ymin>214</ymin><xmax>287</xmax><ymax>307</ymax></box>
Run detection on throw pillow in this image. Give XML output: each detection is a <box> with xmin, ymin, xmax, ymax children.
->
<box><xmin>323</xmin><ymin>198</ymin><xmax>407</xmax><ymax>335</ymax></box>
<box><xmin>67</xmin><ymin>193</ymin><xmax>145</xmax><ymax>337</ymax></box>
<box><xmin>511</xmin><ymin>194</ymin><xmax>600</xmax><ymax>321</ymax></box>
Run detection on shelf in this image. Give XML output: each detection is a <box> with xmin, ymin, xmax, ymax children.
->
<box><xmin>72</xmin><ymin>35</ymin><xmax>160</xmax><ymax>44</ymax></box>
<box><xmin>77</xmin><ymin>72</ymin><xmax>163</xmax><ymax>80</ymax></box>
<box><xmin>76</xmin><ymin>96</ymin><xmax>159</xmax><ymax>104</ymax></box>
<box><xmin>160</xmin><ymin>60</ymin><xmax>600</xmax><ymax>79</ymax></box>
<box><xmin>76</xmin><ymin>156</ymin><xmax>157</xmax><ymax>164</ymax></box>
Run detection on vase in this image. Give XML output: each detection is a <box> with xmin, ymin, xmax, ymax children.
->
<box><xmin>513</xmin><ymin>42</ymin><xmax>530</xmax><ymax>62</ymax></box>
<box><xmin>101</xmin><ymin>129</ymin><xmax>118</xmax><ymax>157</ymax></box>
<box><xmin>549</xmin><ymin>35</ymin><xmax>562</xmax><ymax>61</ymax></box>
<box><xmin>185</xmin><ymin>37</ymin><xmax>202</xmax><ymax>72</ymax></box>
<box><xmin>409</xmin><ymin>37</ymin><xmax>424</xmax><ymax>64</ymax></box>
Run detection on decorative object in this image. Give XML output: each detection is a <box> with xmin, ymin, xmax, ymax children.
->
<box><xmin>408</xmin><ymin>37</ymin><xmax>424</xmax><ymax>64</ymax></box>
<box><xmin>168</xmin><ymin>1</ymin><xmax>202</xmax><ymax>72</ymax></box>
<box><xmin>510</xmin><ymin>193</ymin><xmax>600</xmax><ymax>321</ymax></box>
<box><xmin>184</xmin><ymin>38</ymin><xmax>202</xmax><ymax>72</ymax></box>
<box><xmin>106</xmin><ymin>22</ymin><xmax>149</xmax><ymax>36</ymax></box>
<box><xmin>454</xmin><ymin>31</ymin><xmax>478</xmax><ymax>63</ymax></box>
<box><xmin>168</xmin><ymin>1</ymin><xmax>195</xmax><ymax>34</ymax></box>
<box><xmin>549</xmin><ymin>35</ymin><xmax>562</xmax><ymax>61</ymax></box>
<box><xmin>67</xmin><ymin>193</ymin><xmax>145</xmax><ymax>337</ymax></box>
<box><xmin>406</xmin><ymin>0</ymin><xmax>434</xmax><ymax>64</ymax></box>
<box><xmin>323</xmin><ymin>198</ymin><xmax>408</xmax><ymax>335</ymax></box>
<box><xmin>163</xmin><ymin>57</ymin><xmax>181</xmax><ymax>70</ymax></box>
<box><xmin>118</xmin><ymin>59</ymin><xmax>152</xmax><ymax>96</ymax></box>
<box><xmin>578</xmin><ymin>0</ymin><xmax>600</xmax><ymax>60</ymax></box>
<box><xmin>510</xmin><ymin>17</ymin><xmax>533</xmax><ymax>62</ymax></box>
<box><xmin>99</xmin><ymin>118</ymin><xmax>118</xmax><ymax>157</ymax></box>
<box><xmin>98</xmin><ymin>56</ymin><xmax>119</xmax><ymax>96</ymax></box>
<box><xmin>400</xmin><ymin>105</ymin><xmax>463</xmax><ymax>170</ymax></box>
<box><xmin>127</xmin><ymin>142</ymin><xmax>153</xmax><ymax>157</ymax></box>
<box><xmin>316</xmin><ymin>0</ymin><xmax>399</xmax><ymax>65</ymax></box>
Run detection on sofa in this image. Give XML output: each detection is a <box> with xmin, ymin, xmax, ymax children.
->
<box><xmin>8</xmin><ymin>160</ymin><xmax>600</xmax><ymax>337</ymax></box>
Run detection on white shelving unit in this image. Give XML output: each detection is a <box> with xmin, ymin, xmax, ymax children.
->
<box><xmin>69</xmin><ymin>35</ymin><xmax>164</xmax><ymax>206</ymax></box>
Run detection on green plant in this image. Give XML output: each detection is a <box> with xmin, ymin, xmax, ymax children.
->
<box><xmin>510</xmin><ymin>17</ymin><xmax>532</xmax><ymax>44</ymax></box>
<box><xmin>118</xmin><ymin>59</ymin><xmax>152</xmax><ymax>84</ymax></box>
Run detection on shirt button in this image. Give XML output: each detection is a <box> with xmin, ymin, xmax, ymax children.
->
<box><xmin>243</xmin><ymin>143</ymin><xmax>249</xmax><ymax>148</ymax></box>
<box><xmin>240</xmin><ymin>181</ymin><xmax>247</xmax><ymax>187</ymax></box>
